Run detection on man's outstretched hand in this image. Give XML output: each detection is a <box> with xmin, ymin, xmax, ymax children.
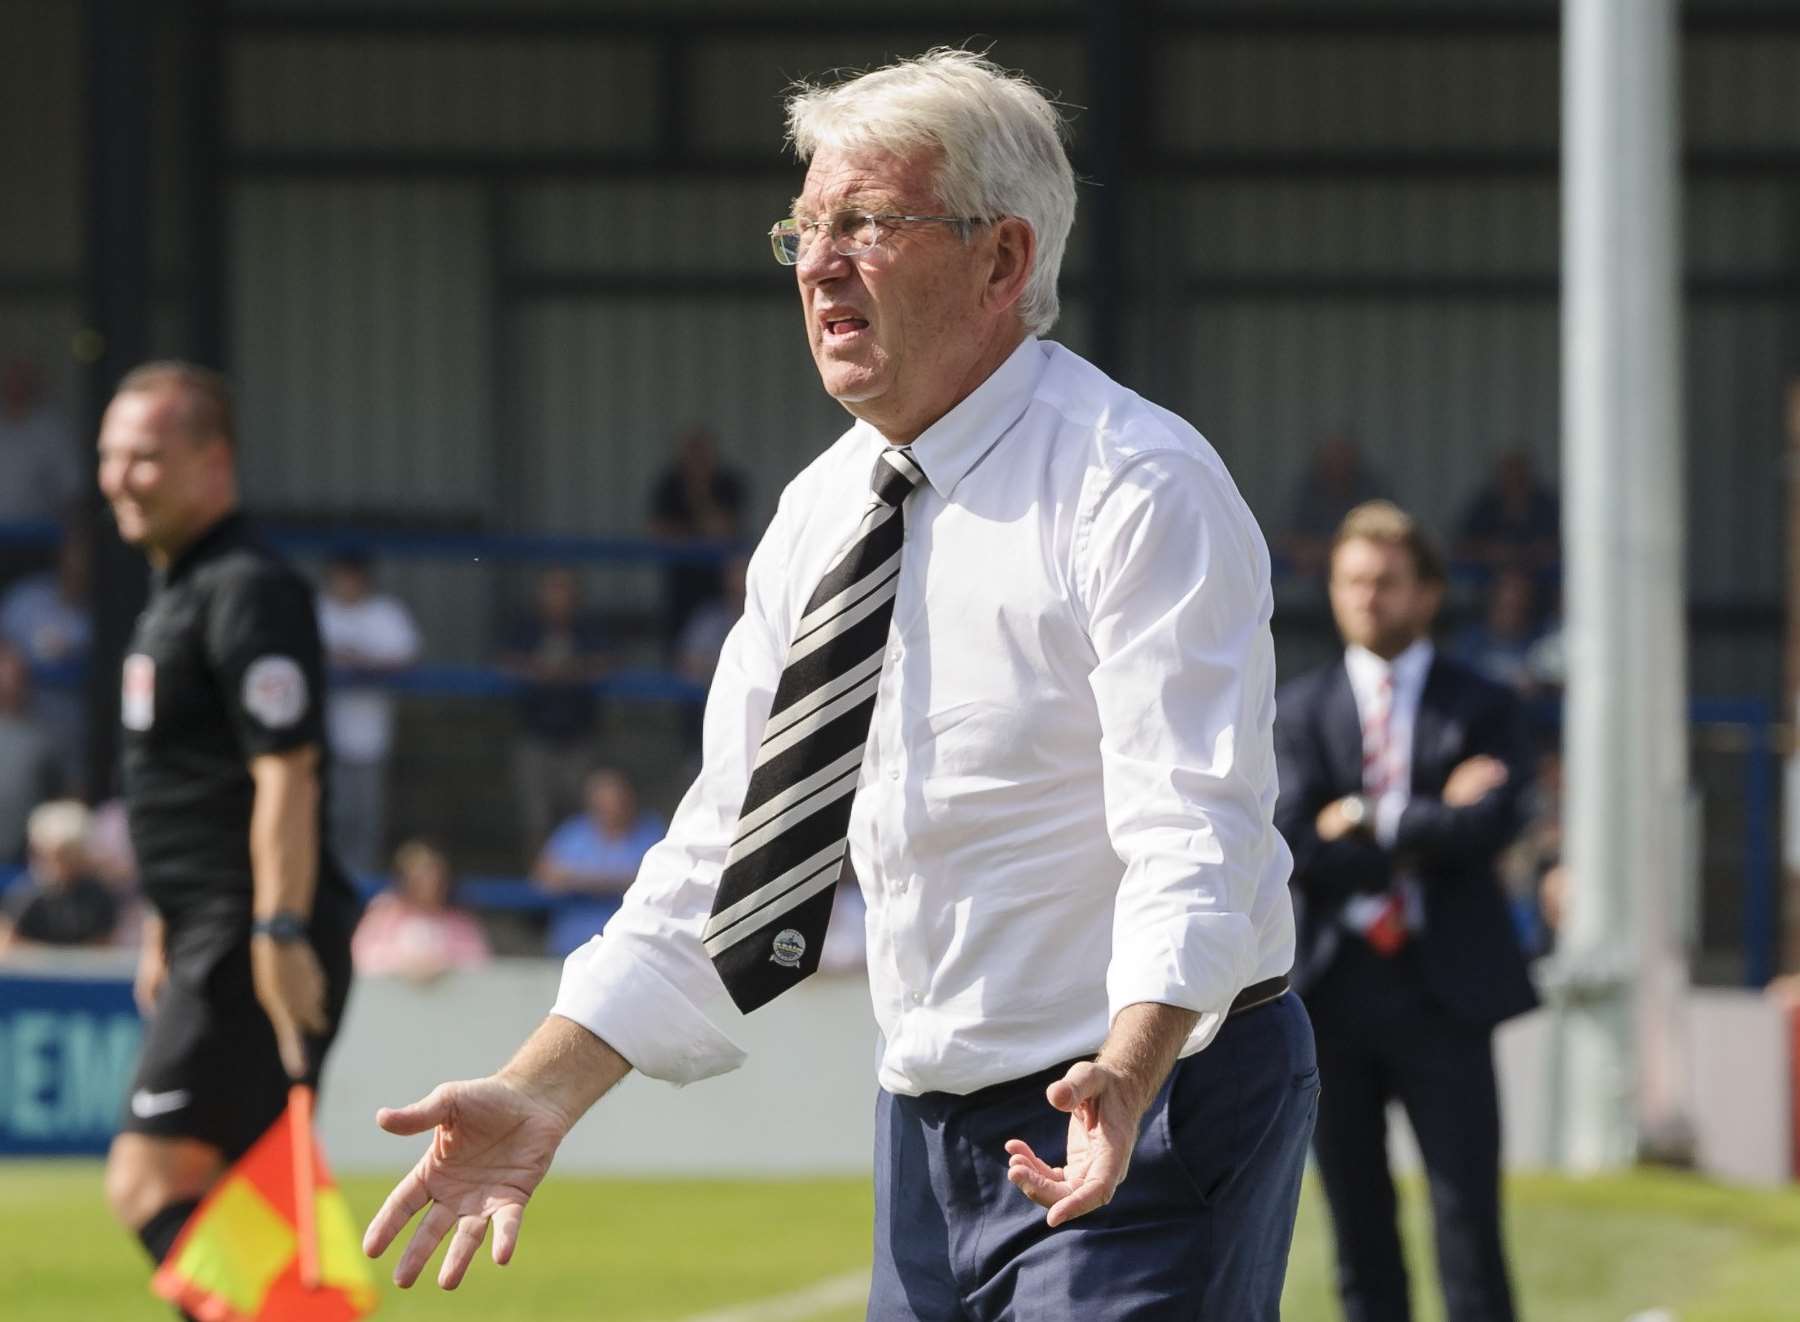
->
<box><xmin>362</xmin><ymin>1076</ymin><xmax>570</xmax><ymax>1289</ymax></box>
<box><xmin>362</xmin><ymin>1015</ymin><xmax>632</xmax><ymax>1290</ymax></box>
<box><xmin>1003</xmin><ymin>1001</ymin><xmax>1200</xmax><ymax>1229</ymax></box>
<box><xmin>1003</xmin><ymin>1059</ymin><xmax>1143</xmax><ymax>1227</ymax></box>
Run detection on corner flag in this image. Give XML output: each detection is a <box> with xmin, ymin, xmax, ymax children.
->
<box><xmin>152</xmin><ymin>1085</ymin><xmax>378</xmax><ymax>1320</ymax></box>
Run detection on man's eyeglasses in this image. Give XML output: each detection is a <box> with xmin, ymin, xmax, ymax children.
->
<box><xmin>768</xmin><ymin>211</ymin><xmax>988</xmax><ymax>266</ymax></box>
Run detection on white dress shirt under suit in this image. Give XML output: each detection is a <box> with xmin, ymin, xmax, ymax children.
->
<box><xmin>1342</xmin><ymin>639</ymin><xmax>1434</xmax><ymax>936</ymax></box>
<box><xmin>552</xmin><ymin>338</ymin><xmax>1296</xmax><ymax>1097</ymax></box>
<box><xmin>1343</xmin><ymin>639</ymin><xmax>1434</xmax><ymax>847</ymax></box>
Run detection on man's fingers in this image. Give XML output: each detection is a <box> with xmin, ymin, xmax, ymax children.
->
<box><xmin>1045</xmin><ymin>1061</ymin><xmax>1105</xmax><ymax>1113</ymax></box>
<box><xmin>394</xmin><ymin>1200</ymin><xmax>457</xmax><ymax>1288</ymax></box>
<box><xmin>377</xmin><ymin>1085</ymin><xmax>452</xmax><ymax>1136</ymax></box>
<box><xmin>491</xmin><ymin>1203</ymin><xmax>524</xmax><ymax>1266</ymax></box>
<box><xmin>1007</xmin><ymin>1158</ymin><xmax>1070</xmax><ymax>1209</ymax></box>
<box><xmin>1047</xmin><ymin>1175</ymin><xmax>1115</xmax><ymax>1228</ymax></box>
<box><xmin>1003</xmin><ymin>1139</ymin><xmax>1064</xmax><ymax>1183</ymax></box>
<box><xmin>363</xmin><ymin>1166</ymin><xmax>429</xmax><ymax>1258</ymax></box>
<box><xmin>273</xmin><ymin>1020</ymin><xmax>309</xmax><ymax>1080</ymax></box>
<box><xmin>437</xmin><ymin>1213</ymin><xmax>490</xmax><ymax>1290</ymax></box>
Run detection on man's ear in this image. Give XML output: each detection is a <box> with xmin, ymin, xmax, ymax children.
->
<box><xmin>982</xmin><ymin>217</ymin><xmax>1037</xmax><ymax>316</ymax></box>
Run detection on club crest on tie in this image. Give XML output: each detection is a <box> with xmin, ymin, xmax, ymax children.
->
<box><xmin>770</xmin><ymin>929</ymin><xmax>807</xmax><ymax>968</ymax></box>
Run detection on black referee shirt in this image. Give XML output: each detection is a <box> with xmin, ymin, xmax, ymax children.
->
<box><xmin>119</xmin><ymin>512</ymin><xmax>358</xmax><ymax>927</ymax></box>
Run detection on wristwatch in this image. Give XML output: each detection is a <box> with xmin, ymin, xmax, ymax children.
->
<box><xmin>251</xmin><ymin>910</ymin><xmax>310</xmax><ymax>943</ymax></box>
<box><xmin>1337</xmin><ymin>794</ymin><xmax>1371</xmax><ymax>831</ymax></box>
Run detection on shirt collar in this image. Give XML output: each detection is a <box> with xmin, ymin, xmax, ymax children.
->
<box><xmin>1344</xmin><ymin>637</ymin><xmax>1435</xmax><ymax>700</ymax></box>
<box><xmin>158</xmin><ymin>510</ymin><xmax>249</xmax><ymax>589</ymax></box>
<box><xmin>865</xmin><ymin>336</ymin><xmax>1046</xmax><ymax>501</ymax></box>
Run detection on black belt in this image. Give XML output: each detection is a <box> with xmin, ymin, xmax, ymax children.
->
<box><xmin>1228</xmin><ymin>973</ymin><xmax>1289</xmax><ymax>1017</ymax></box>
<box><xmin>905</xmin><ymin>974</ymin><xmax>1293</xmax><ymax>1111</ymax></box>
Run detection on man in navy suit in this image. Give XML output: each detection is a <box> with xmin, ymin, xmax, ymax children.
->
<box><xmin>1275</xmin><ymin>501</ymin><xmax>1537</xmax><ymax>1322</ymax></box>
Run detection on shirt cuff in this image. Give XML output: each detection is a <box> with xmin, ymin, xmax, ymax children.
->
<box><xmin>1373</xmin><ymin>792</ymin><xmax>1407</xmax><ymax>848</ymax></box>
<box><xmin>551</xmin><ymin>937</ymin><xmax>747</xmax><ymax>1086</ymax></box>
<box><xmin>1106</xmin><ymin>915</ymin><xmax>1255</xmax><ymax>1025</ymax></box>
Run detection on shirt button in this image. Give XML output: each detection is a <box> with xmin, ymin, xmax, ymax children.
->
<box><xmin>886</xmin><ymin>647</ymin><xmax>900</xmax><ymax>664</ymax></box>
<box><xmin>887</xmin><ymin>766</ymin><xmax>901</xmax><ymax>780</ymax></box>
<box><xmin>909</xmin><ymin>991</ymin><xmax>923</xmax><ymax>1004</ymax></box>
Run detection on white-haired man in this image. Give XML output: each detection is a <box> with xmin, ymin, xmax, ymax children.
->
<box><xmin>364</xmin><ymin>50</ymin><xmax>1313</xmax><ymax>1319</ymax></box>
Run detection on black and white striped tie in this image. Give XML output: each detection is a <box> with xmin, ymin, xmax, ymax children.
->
<box><xmin>704</xmin><ymin>445</ymin><xmax>927</xmax><ymax>1011</ymax></box>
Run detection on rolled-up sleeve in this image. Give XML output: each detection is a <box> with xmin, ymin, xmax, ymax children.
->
<box><xmin>1077</xmin><ymin>449</ymin><xmax>1279</xmax><ymax>1023</ymax></box>
<box><xmin>549</xmin><ymin>500</ymin><xmax>792</xmax><ymax>1085</ymax></box>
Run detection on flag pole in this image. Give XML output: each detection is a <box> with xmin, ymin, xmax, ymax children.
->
<box><xmin>290</xmin><ymin>1084</ymin><xmax>320</xmax><ymax>1289</ymax></box>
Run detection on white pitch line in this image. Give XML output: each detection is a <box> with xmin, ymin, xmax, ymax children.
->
<box><xmin>673</xmin><ymin>1269</ymin><xmax>870</xmax><ymax>1322</ymax></box>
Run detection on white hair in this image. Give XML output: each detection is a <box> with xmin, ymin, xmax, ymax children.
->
<box><xmin>28</xmin><ymin>799</ymin><xmax>91</xmax><ymax>855</ymax></box>
<box><xmin>784</xmin><ymin>48</ymin><xmax>1077</xmax><ymax>336</ymax></box>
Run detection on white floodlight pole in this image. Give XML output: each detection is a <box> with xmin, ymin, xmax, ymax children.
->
<box><xmin>1555</xmin><ymin>0</ymin><xmax>1688</xmax><ymax>1171</ymax></box>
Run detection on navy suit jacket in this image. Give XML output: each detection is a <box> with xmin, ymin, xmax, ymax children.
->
<box><xmin>1274</xmin><ymin>651</ymin><xmax>1539</xmax><ymax>1029</ymax></box>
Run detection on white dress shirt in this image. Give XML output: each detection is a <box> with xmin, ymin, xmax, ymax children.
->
<box><xmin>1342</xmin><ymin>639</ymin><xmax>1434</xmax><ymax>936</ymax></box>
<box><xmin>553</xmin><ymin>338</ymin><xmax>1296</xmax><ymax>1096</ymax></box>
<box><xmin>1342</xmin><ymin>639</ymin><xmax>1435</xmax><ymax>846</ymax></box>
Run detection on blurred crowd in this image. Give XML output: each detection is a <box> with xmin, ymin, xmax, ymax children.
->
<box><xmin>1</xmin><ymin>353</ymin><xmax>1577</xmax><ymax>982</ymax></box>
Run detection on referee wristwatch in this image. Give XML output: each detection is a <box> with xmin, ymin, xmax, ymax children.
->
<box><xmin>251</xmin><ymin>910</ymin><xmax>310</xmax><ymax>943</ymax></box>
<box><xmin>1336</xmin><ymin>794</ymin><xmax>1373</xmax><ymax>832</ymax></box>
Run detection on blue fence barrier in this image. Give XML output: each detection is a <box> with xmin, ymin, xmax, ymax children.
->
<box><xmin>0</xmin><ymin>968</ymin><xmax>141</xmax><ymax>1156</ymax></box>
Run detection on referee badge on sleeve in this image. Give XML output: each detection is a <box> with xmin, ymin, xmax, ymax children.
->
<box><xmin>122</xmin><ymin>653</ymin><xmax>156</xmax><ymax>730</ymax></box>
<box><xmin>243</xmin><ymin>655</ymin><xmax>309</xmax><ymax>728</ymax></box>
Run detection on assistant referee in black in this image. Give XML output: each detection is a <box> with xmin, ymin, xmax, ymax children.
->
<box><xmin>98</xmin><ymin>362</ymin><xmax>361</xmax><ymax>1294</ymax></box>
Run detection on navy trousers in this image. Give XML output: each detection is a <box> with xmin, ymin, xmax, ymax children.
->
<box><xmin>1306</xmin><ymin>943</ymin><xmax>1518</xmax><ymax>1322</ymax></box>
<box><xmin>867</xmin><ymin>992</ymin><xmax>1319</xmax><ymax>1321</ymax></box>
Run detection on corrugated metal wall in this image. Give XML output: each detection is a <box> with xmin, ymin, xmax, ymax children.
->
<box><xmin>3</xmin><ymin>2</ymin><xmax>1794</xmax><ymax>687</ymax></box>
<box><xmin>0</xmin><ymin>0</ymin><xmax>84</xmax><ymax>403</ymax></box>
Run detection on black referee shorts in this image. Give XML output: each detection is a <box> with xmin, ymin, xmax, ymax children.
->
<box><xmin>120</xmin><ymin>903</ymin><xmax>354</xmax><ymax>1161</ymax></box>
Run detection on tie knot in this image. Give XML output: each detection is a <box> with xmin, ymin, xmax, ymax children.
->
<box><xmin>870</xmin><ymin>447</ymin><xmax>927</xmax><ymax>508</ymax></box>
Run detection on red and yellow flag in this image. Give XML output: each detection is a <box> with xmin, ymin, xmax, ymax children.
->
<box><xmin>152</xmin><ymin>1086</ymin><xmax>378</xmax><ymax>1321</ymax></box>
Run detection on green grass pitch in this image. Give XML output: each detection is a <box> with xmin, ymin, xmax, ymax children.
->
<box><xmin>3</xmin><ymin>1164</ymin><xmax>1796</xmax><ymax>1320</ymax></box>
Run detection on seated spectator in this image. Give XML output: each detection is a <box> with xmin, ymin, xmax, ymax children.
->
<box><xmin>1451</xmin><ymin>567</ymin><xmax>1545</xmax><ymax>696</ymax></box>
<box><xmin>677</xmin><ymin>551</ymin><xmax>749</xmax><ymax>689</ymax></box>
<box><xmin>0</xmin><ymin>641</ymin><xmax>63</xmax><ymax>866</ymax></box>
<box><xmin>1280</xmin><ymin>431</ymin><xmax>1388</xmax><ymax>579</ymax></box>
<box><xmin>500</xmin><ymin>567</ymin><xmax>613</xmax><ymax>854</ymax></box>
<box><xmin>351</xmin><ymin>838</ymin><xmax>490</xmax><ymax>982</ymax></box>
<box><xmin>1455</xmin><ymin>449</ymin><xmax>1560</xmax><ymax>573</ymax></box>
<box><xmin>317</xmin><ymin>548</ymin><xmax>421</xmax><ymax>875</ymax></box>
<box><xmin>85</xmin><ymin>793</ymin><xmax>144</xmax><ymax>949</ymax></box>
<box><xmin>0</xmin><ymin>532</ymin><xmax>93</xmax><ymax>793</ymax></box>
<box><xmin>533</xmin><ymin>767</ymin><xmax>664</xmax><ymax>958</ymax></box>
<box><xmin>649</xmin><ymin>426</ymin><xmax>748</xmax><ymax>646</ymax></box>
<box><xmin>0</xmin><ymin>799</ymin><xmax>116</xmax><ymax>954</ymax></box>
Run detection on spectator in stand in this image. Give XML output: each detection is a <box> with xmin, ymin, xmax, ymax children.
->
<box><xmin>351</xmin><ymin>839</ymin><xmax>490</xmax><ymax>983</ymax></box>
<box><xmin>0</xmin><ymin>356</ymin><xmax>83</xmax><ymax>529</ymax></box>
<box><xmin>1452</xmin><ymin>567</ymin><xmax>1545</xmax><ymax>697</ymax></box>
<box><xmin>0</xmin><ymin>641</ymin><xmax>62</xmax><ymax>866</ymax></box>
<box><xmin>648</xmin><ymin>426</ymin><xmax>748</xmax><ymax>646</ymax></box>
<box><xmin>532</xmin><ymin>767</ymin><xmax>664</xmax><ymax>958</ymax></box>
<box><xmin>1280</xmin><ymin>431</ymin><xmax>1388</xmax><ymax>579</ymax></box>
<box><xmin>1</xmin><ymin>533</ymin><xmax>94</xmax><ymax>793</ymax></box>
<box><xmin>0</xmin><ymin>799</ymin><xmax>117</xmax><ymax>954</ymax></box>
<box><xmin>1455</xmin><ymin>449</ymin><xmax>1560</xmax><ymax>574</ymax></box>
<box><xmin>500</xmin><ymin>567</ymin><xmax>613</xmax><ymax>854</ymax></box>
<box><xmin>87</xmin><ymin>794</ymin><xmax>139</xmax><ymax>891</ymax></box>
<box><xmin>316</xmin><ymin>549</ymin><xmax>421</xmax><ymax>876</ymax></box>
<box><xmin>676</xmin><ymin>551</ymin><xmax>749</xmax><ymax>690</ymax></box>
